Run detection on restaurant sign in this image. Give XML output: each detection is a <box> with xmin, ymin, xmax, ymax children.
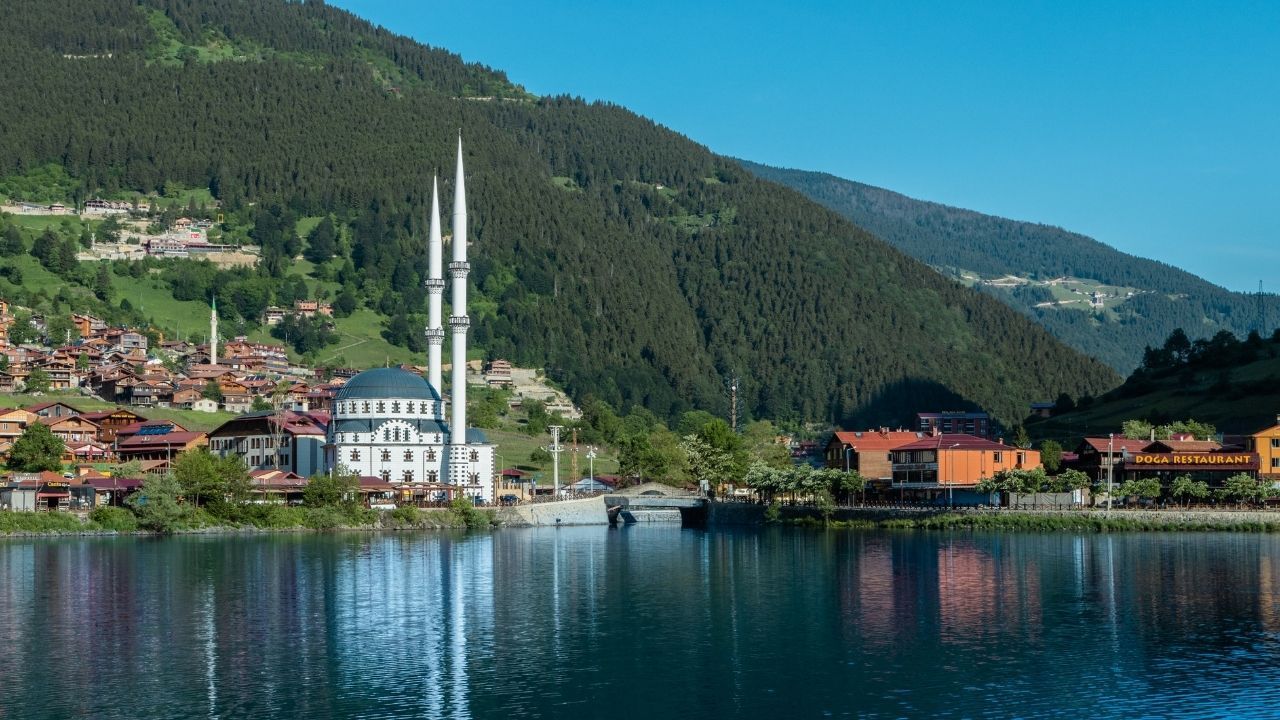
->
<box><xmin>1125</xmin><ymin>453</ymin><xmax>1258</xmax><ymax>471</ymax></box>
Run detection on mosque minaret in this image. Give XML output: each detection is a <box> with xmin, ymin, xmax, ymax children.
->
<box><xmin>325</xmin><ymin>138</ymin><xmax>493</xmax><ymax>502</ymax></box>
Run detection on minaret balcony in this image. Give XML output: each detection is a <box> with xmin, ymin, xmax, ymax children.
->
<box><xmin>424</xmin><ymin>278</ymin><xmax>445</xmax><ymax>291</ymax></box>
<box><xmin>425</xmin><ymin>328</ymin><xmax>445</xmax><ymax>342</ymax></box>
<box><xmin>449</xmin><ymin>315</ymin><xmax>471</xmax><ymax>328</ymax></box>
<box><xmin>448</xmin><ymin>261</ymin><xmax>470</xmax><ymax>278</ymax></box>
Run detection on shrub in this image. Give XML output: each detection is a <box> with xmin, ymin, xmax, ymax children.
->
<box><xmin>449</xmin><ymin>497</ymin><xmax>491</xmax><ymax>529</ymax></box>
<box><xmin>304</xmin><ymin>506</ymin><xmax>346</xmax><ymax>530</ymax></box>
<box><xmin>241</xmin><ymin>504</ymin><xmax>306</xmax><ymax>529</ymax></box>
<box><xmin>0</xmin><ymin>511</ymin><xmax>87</xmax><ymax>534</ymax></box>
<box><xmin>764</xmin><ymin>500</ymin><xmax>782</xmax><ymax>523</ymax></box>
<box><xmin>389</xmin><ymin>505</ymin><xmax>421</xmax><ymax>527</ymax></box>
<box><xmin>89</xmin><ymin>506</ymin><xmax>138</xmax><ymax>532</ymax></box>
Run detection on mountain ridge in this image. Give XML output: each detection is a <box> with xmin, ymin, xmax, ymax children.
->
<box><xmin>739</xmin><ymin>160</ymin><xmax>1268</xmax><ymax>372</ymax></box>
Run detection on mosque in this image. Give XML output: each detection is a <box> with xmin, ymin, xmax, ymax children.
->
<box><xmin>325</xmin><ymin>139</ymin><xmax>495</xmax><ymax>502</ymax></box>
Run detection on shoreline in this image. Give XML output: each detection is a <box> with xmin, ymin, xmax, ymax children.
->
<box><xmin>709</xmin><ymin>502</ymin><xmax>1280</xmax><ymax>532</ymax></box>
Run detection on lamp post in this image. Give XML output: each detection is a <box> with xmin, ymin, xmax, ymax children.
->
<box><xmin>946</xmin><ymin>442</ymin><xmax>961</xmax><ymax>508</ymax></box>
<box><xmin>1106</xmin><ymin>433</ymin><xmax>1115</xmax><ymax>516</ymax></box>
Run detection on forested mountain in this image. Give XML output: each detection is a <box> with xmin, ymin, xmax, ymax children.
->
<box><xmin>740</xmin><ymin>161</ymin><xmax>1270</xmax><ymax>372</ymax></box>
<box><xmin>0</xmin><ymin>0</ymin><xmax>1119</xmax><ymax>427</ymax></box>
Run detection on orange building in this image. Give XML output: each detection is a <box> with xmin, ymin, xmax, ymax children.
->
<box><xmin>1249</xmin><ymin>415</ymin><xmax>1280</xmax><ymax>480</ymax></box>
<box><xmin>891</xmin><ymin>434</ymin><xmax>1041</xmax><ymax>494</ymax></box>
<box><xmin>824</xmin><ymin>429</ymin><xmax>925</xmax><ymax>487</ymax></box>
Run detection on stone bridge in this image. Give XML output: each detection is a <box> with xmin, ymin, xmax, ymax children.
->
<box><xmin>604</xmin><ymin>483</ymin><xmax>706</xmax><ymax>524</ymax></box>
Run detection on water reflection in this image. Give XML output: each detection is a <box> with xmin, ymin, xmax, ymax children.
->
<box><xmin>3</xmin><ymin>529</ymin><xmax>1280</xmax><ymax>719</ymax></box>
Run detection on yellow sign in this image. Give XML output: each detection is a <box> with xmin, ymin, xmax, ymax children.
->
<box><xmin>1128</xmin><ymin>453</ymin><xmax>1257</xmax><ymax>469</ymax></box>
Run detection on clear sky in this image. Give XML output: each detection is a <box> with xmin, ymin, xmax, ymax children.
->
<box><xmin>334</xmin><ymin>0</ymin><xmax>1278</xmax><ymax>292</ymax></box>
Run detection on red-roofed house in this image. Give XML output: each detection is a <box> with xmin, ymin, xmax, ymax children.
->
<box><xmin>824</xmin><ymin>430</ymin><xmax>926</xmax><ymax>486</ymax></box>
<box><xmin>891</xmin><ymin>434</ymin><xmax>1040</xmax><ymax>497</ymax></box>
<box><xmin>115</xmin><ymin>430</ymin><xmax>207</xmax><ymax>462</ymax></box>
<box><xmin>1073</xmin><ymin>437</ymin><xmax>1152</xmax><ymax>483</ymax></box>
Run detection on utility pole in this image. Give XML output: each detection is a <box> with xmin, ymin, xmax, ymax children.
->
<box><xmin>1106</xmin><ymin>433</ymin><xmax>1115</xmax><ymax>516</ymax></box>
<box><xmin>570</xmin><ymin>427</ymin><xmax>579</xmax><ymax>493</ymax></box>
<box><xmin>548</xmin><ymin>425</ymin><xmax>563</xmax><ymax>497</ymax></box>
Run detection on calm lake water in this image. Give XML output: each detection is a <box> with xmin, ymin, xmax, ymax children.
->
<box><xmin>3</xmin><ymin>527</ymin><xmax>1280</xmax><ymax>719</ymax></box>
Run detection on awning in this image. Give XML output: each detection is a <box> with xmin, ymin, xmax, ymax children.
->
<box><xmin>37</xmin><ymin>491</ymin><xmax>70</xmax><ymax>498</ymax></box>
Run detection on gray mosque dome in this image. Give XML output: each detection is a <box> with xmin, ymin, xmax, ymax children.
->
<box><xmin>335</xmin><ymin>367</ymin><xmax>441</xmax><ymax>402</ymax></box>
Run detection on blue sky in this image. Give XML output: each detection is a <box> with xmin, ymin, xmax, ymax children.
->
<box><xmin>335</xmin><ymin>1</ymin><xmax>1278</xmax><ymax>292</ymax></box>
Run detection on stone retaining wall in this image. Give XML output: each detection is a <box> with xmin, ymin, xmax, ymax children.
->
<box><xmin>498</xmin><ymin>496</ymin><xmax>609</xmax><ymax>527</ymax></box>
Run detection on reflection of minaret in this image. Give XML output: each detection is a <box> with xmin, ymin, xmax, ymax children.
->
<box><xmin>426</xmin><ymin>176</ymin><xmax>445</xmax><ymax>399</ymax></box>
<box><xmin>210</xmin><ymin>296</ymin><xmax>218</xmax><ymax>366</ymax></box>
<box><xmin>449</xmin><ymin>136</ymin><xmax>470</xmax><ymax>486</ymax></box>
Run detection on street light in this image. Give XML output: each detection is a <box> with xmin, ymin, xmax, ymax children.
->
<box><xmin>945</xmin><ymin>442</ymin><xmax>961</xmax><ymax>508</ymax></box>
<box><xmin>1106</xmin><ymin>433</ymin><xmax>1115</xmax><ymax>516</ymax></box>
<box><xmin>586</xmin><ymin>446</ymin><xmax>597</xmax><ymax>493</ymax></box>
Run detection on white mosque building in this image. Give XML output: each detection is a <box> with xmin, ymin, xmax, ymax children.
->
<box><xmin>325</xmin><ymin>138</ymin><xmax>495</xmax><ymax>502</ymax></box>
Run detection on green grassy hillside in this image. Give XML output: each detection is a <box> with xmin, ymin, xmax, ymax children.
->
<box><xmin>1027</xmin><ymin>337</ymin><xmax>1280</xmax><ymax>441</ymax></box>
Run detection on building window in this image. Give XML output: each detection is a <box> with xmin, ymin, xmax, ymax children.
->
<box><xmin>381</xmin><ymin>470</ymin><xmax>391</xmax><ymax>482</ymax></box>
<box><xmin>381</xmin><ymin>449</ymin><xmax>391</xmax><ymax>462</ymax></box>
<box><xmin>403</xmin><ymin>470</ymin><xmax>414</xmax><ymax>483</ymax></box>
<box><xmin>376</xmin><ymin>402</ymin><xmax>385</xmax><ymax>413</ymax></box>
<box><xmin>1016</xmin><ymin>452</ymin><xmax>1025</xmax><ymax>466</ymax></box>
<box><xmin>1273</xmin><ymin>457</ymin><xmax>1280</xmax><ymax>469</ymax></box>
<box><xmin>1273</xmin><ymin>438</ymin><xmax>1280</xmax><ymax>449</ymax></box>
<box><xmin>362</xmin><ymin>402</ymin><xmax>370</xmax><ymax>413</ymax></box>
<box><xmin>404</xmin><ymin>450</ymin><xmax>413</xmax><ymax>462</ymax></box>
<box><xmin>469</xmin><ymin>450</ymin><xmax>479</xmax><ymax>463</ymax></box>
<box><xmin>350</xmin><ymin>449</ymin><xmax>360</xmax><ymax>462</ymax></box>
<box><xmin>993</xmin><ymin>452</ymin><xmax>1003</xmax><ymax>463</ymax></box>
<box><xmin>468</xmin><ymin>472</ymin><xmax>479</xmax><ymax>483</ymax></box>
<box><xmin>392</xmin><ymin>401</ymin><xmax>400</xmax><ymax>413</ymax></box>
<box><xmin>426</xmin><ymin>449</ymin><xmax>436</xmax><ymax>462</ymax></box>
<box><xmin>428</xmin><ymin>470</ymin><xmax>439</xmax><ymax>482</ymax></box>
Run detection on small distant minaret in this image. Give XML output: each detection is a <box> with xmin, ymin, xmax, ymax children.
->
<box><xmin>210</xmin><ymin>296</ymin><xmax>218</xmax><ymax>366</ymax></box>
<box><xmin>426</xmin><ymin>176</ymin><xmax>445</xmax><ymax>400</ymax></box>
<box><xmin>449</xmin><ymin>135</ymin><xmax>471</xmax><ymax>486</ymax></box>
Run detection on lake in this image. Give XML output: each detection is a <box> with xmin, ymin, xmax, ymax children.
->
<box><xmin>2</xmin><ymin>527</ymin><xmax>1279</xmax><ymax>719</ymax></box>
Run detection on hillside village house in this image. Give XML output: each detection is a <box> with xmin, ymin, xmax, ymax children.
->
<box><xmin>207</xmin><ymin>411</ymin><xmax>328</xmax><ymax>477</ymax></box>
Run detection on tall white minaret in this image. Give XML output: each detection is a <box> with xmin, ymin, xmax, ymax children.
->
<box><xmin>426</xmin><ymin>176</ymin><xmax>445</xmax><ymax>401</ymax></box>
<box><xmin>210</xmin><ymin>296</ymin><xmax>218</xmax><ymax>366</ymax></box>
<box><xmin>449</xmin><ymin>135</ymin><xmax>471</xmax><ymax>485</ymax></box>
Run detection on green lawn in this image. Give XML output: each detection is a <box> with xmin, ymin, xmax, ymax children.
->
<box><xmin>0</xmin><ymin>392</ymin><xmax>235</xmax><ymax>432</ymax></box>
<box><xmin>112</xmin><ymin>271</ymin><xmax>213</xmax><ymax>339</ymax></box>
<box><xmin>484</xmin><ymin>427</ymin><xmax>620</xmax><ymax>480</ymax></box>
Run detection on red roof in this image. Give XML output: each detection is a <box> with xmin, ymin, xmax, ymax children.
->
<box><xmin>23</xmin><ymin>401</ymin><xmax>82</xmax><ymax>414</ymax></box>
<box><xmin>1078</xmin><ymin>437</ymin><xmax>1149</xmax><ymax>454</ymax></box>
<box><xmin>117</xmin><ymin>431</ymin><xmax>206</xmax><ymax>449</ymax></box>
<box><xmin>830</xmin><ymin>430</ymin><xmax>925</xmax><ymax>451</ymax></box>
<box><xmin>1145</xmin><ymin>440</ymin><xmax>1223</xmax><ymax>453</ymax></box>
<box><xmin>249</xmin><ymin>469</ymin><xmax>308</xmax><ymax>488</ymax></box>
<box><xmin>892</xmin><ymin>433</ymin><xmax>1015</xmax><ymax>452</ymax></box>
